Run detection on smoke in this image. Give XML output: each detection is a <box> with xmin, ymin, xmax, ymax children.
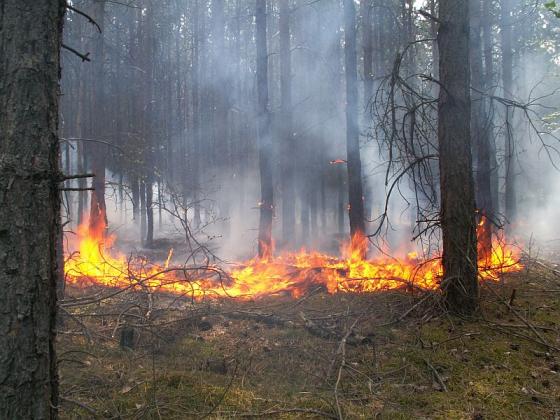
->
<box><xmin>60</xmin><ymin>0</ymin><xmax>560</xmax><ymax>264</ymax></box>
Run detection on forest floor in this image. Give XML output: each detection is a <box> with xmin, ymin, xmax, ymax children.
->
<box><xmin>58</xmin><ymin>257</ymin><xmax>560</xmax><ymax>419</ymax></box>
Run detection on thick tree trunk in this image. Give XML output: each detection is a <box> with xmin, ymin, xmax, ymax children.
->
<box><xmin>0</xmin><ymin>0</ymin><xmax>64</xmax><ymax>416</ymax></box>
<box><xmin>438</xmin><ymin>0</ymin><xmax>479</xmax><ymax>314</ymax></box>
<box><xmin>470</xmin><ymin>0</ymin><xmax>493</xmax><ymax>260</ymax></box>
<box><xmin>344</xmin><ymin>0</ymin><xmax>366</xmax><ymax>246</ymax></box>
<box><xmin>501</xmin><ymin>0</ymin><xmax>516</xmax><ymax>228</ymax></box>
<box><xmin>280</xmin><ymin>0</ymin><xmax>295</xmax><ymax>245</ymax></box>
<box><xmin>256</xmin><ymin>0</ymin><xmax>274</xmax><ymax>258</ymax></box>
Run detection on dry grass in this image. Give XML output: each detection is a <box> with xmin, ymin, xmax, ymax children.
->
<box><xmin>58</xmin><ymin>261</ymin><xmax>560</xmax><ymax>419</ymax></box>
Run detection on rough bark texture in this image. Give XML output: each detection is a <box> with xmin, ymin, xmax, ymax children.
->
<box><xmin>256</xmin><ymin>0</ymin><xmax>273</xmax><ymax>257</ymax></box>
<box><xmin>344</xmin><ymin>0</ymin><xmax>366</xmax><ymax>243</ymax></box>
<box><xmin>470</xmin><ymin>0</ymin><xmax>493</xmax><ymax>259</ymax></box>
<box><xmin>0</xmin><ymin>0</ymin><xmax>64</xmax><ymax>416</ymax></box>
<box><xmin>438</xmin><ymin>0</ymin><xmax>479</xmax><ymax>314</ymax></box>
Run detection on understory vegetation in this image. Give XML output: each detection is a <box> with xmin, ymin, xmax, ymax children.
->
<box><xmin>59</xmin><ymin>259</ymin><xmax>560</xmax><ymax>419</ymax></box>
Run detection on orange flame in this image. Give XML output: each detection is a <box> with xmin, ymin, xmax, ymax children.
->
<box><xmin>64</xmin><ymin>216</ymin><xmax>523</xmax><ymax>300</ymax></box>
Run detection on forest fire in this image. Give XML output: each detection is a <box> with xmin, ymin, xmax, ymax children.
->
<box><xmin>64</xmin><ymin>215</ymin><xmax>523</xmax><ymax>300</ymax></box>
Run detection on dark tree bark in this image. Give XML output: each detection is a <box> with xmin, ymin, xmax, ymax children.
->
<box><xmin>470</xmin><ymin>0</ymin><xmax>493</xmax><ymax>259</ymax></box>
<box><xmin>0</xmin><ymin>0</ymin><xmax>64</xmax><ymax>416</ymax></box>
<box><xmin>429</xmin><ymin>0</ymin><xmax>439</xmax><ymax>76</ymax></box>
<box><xmin>146</xmin><ymin>178</ymin><xmax>154</xmax><ymax>246</ymax></box>
<box><xmin>256</xmin><ymin>0</ymin><xmax>273</xmax><ymax>258</ymax></box>
<box><xmin>361</xmin><ymin>0</ymin><xmax>374</xmax><ymax>111</ymax></box>
<box><xmin>140</xmin><ymin>180</ymin><xmax>147</xmax><ymax>243</ymax></box>
<box><xmin>89</xmin><ymin>0</ymin><xmax>108</xmax><ymax>234</ymax></box>
<box><xmin>501</xmin><ymin>0</ymin><xmax>516</xmax><ymax>227</ymax></box>
<box><xmin>438</xmin><ymin>0</ymin><xmax>479</xmax><ymax>314</ymax></box>
<box><xmin>482</xmin><ymin>0</ymin><xmax>500</xmax><ymax>214</ymax></box>
<box><xmin>76</xmin><ymin>76</ymin><xmax>87</xmax><ymax>226</ymax></box>
<box><xmin>280</xmin><ymin>0</ymin><xmax>295</xmax><ymax>245</ymax></box>
<box><xmin>344</xmin><ymin>0</ymin><xmax>366</xmax><ymax>244</ymax></box>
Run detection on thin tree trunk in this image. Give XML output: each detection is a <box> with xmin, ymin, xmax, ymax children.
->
<box><xmin>482</xmin><ymin>0</ymin><xmax>499</xmax><ymax>215</ymax></box>
<box><xmin>192</xmin><ymin>0</ymin><xmax>202</xmax><ymax>228</ymax></box>
<box><xmin>280</xmin><ymin>0</ymin><xmax>295</xmax><ymax>246</ymax></box>
<box><xmin>361</xmin><ymin>0</ymin><xmax>374</xmax><ymax>112</ymax></box>
<box><xmin>256</xmin><ymin>0</ymin><xmax>274</xmax><ymax>258</ymax></box>
<box><xmin>146</xmin><ymin>178</ymin><xmax>154</xmax><ymax>246</ymax></box>
<box><xmin>140</xmin><ymin>180</ymin><xmax>146</xmax><ymax>244</ymax></box>
<box><xmin>0</xmin><ymin>0</ymin><xmax>64</xmax><ymax>416</ymax></box>
<box><xmin>76</xmin><ymin>75</ymin><xmax>86</xmax><ymax>226</ymax></box>
<box><xmin>344</xmin><ymin>0</ymin><xmax>366</xmax><ymax>247</ymax></box>
<box><xmin>132</xmin><ymin>175</ymin><xmax>140</xmax><ymax>223</ymax></box>
<box><xmin>470</xmin><ymin>0</ymin><xmax>493</xmax><ymax>259</ymax></box>
<box><xmin>438</xmin><ymin>0</ymin><xmax>479</xmax><ymax>314</ymax></box>
<box><xmin>89</xmin><ymin>0</ymin><xmax>107</xmax><ymax>234</ymax></box>
<box><xmin>501</xmin><ymin>0</ymin><xmax>516</xmax><ymax>227</ymax></box>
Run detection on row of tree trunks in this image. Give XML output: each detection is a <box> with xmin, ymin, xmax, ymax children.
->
<box><xmin>0</xmin><ymin>0</ymin><xmax>64</xmax><ymax>416</ymax></box>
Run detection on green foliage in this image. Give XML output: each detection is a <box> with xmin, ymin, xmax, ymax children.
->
<box><xmin>545</xmin><ymin>0</ymin><xmax>560</xmax><ymax>18</ymax></box>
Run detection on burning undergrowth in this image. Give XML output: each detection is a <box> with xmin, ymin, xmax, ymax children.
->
<box><xmin>64</xmin><ymin>213</ymin><xmax>523</xmax><ymax>300</ymax></box>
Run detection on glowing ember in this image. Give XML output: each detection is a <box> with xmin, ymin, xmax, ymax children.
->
<box><xmin>64</xmin><ymin>215</ymin><xmax>523</xmax><ymax>300</ymax></box>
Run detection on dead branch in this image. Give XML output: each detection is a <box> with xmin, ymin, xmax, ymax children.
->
<box><xmin>65</xmin><ymin>4</ymin><xmax>102</xmax><ymax>33</ymax></box>
<box><xmin>424</xmin><ymin>359</ymin><xmax>447</xmax><ymax>392</ymax></box>
<box><xmin>61</xmin><ymin>44</ymin><xmax>91</xmax><ymax>62</ymax></box>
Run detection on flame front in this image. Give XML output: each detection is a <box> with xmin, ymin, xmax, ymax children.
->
<box><xmin>64</xmin><ymin>217</ymin><xmax>523</xmax><ymax>300</ymax></box>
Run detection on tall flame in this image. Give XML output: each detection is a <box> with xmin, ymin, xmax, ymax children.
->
<box><xmin>64</xmin><ymin>214</ymin><xmax>522</xmax><ymax>300</ymax></box>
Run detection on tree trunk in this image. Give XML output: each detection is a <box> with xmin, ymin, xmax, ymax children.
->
<box><xmin>89</xmin><ymin>0</ymin><xmax>107</xmax><ymax>234</ymax></box>
<box><xmin>132</xmin><ymin>175</ymin><xmax>140</xmax><ymax>223</ymax></box>
<box><xmin>344</xmin><ymin>0</ymin><xmax>366</xmax><ymax>245</ymax></box>
<box><xmin>470</xmin><ymin>0</ymin><xmax>493</xmax><ymax>260</ymax></box>
<box><xmin>361</xmin><ymin>0</ymin><xmax>374</xmax><ymax>112</ymax></box>
<box><xmin>280</xmin><ymin>0</ymin><xmax>295</xmax><ymax>246</ymax></box>
<box><xmin>256</xmin><ymin>0</ymin><xmax>274</xmax><ymax>258</ymax></box>
<box><xmin>438</xmin><ymin>0</ymin><xmax>479</xmax><ymax>314</ymax></box>
<box><xmin>76</xmin><ymin>76</ymin><xmax>87</xmax><ymax>226</ymax></box>
<box><xmin>140</xmin><ymin>180</ymin><xmax>147</xmax><ymax>244</ymax></box>
<box><xmin>146</xmin><ymin>178</ymin><xmax>154</xmax><ymax>247</ymax></box>
<box><xmin>192</xmin><ymin>0</ymin><xmax>202</xmax><ymax>228</ymax></box>
<box><xmin>0</xmin><ymin>0</ymin><xmax>64</xmax><ymax>416</ymax></box>
<box><xmin>501</xmin><ymin>0</ymin><xmax>516</xmax><ymax>228</ymax></box>
<box><xmin>482</xmin><ymin>0</ymin><xmax>499</xmax><ymax>214</ymax></box>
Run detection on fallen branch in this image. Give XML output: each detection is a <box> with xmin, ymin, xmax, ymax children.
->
<box><xmin>424</xmin><ymin>359</ymin><xmax>447</xmax><ymax>392</ymax></box>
